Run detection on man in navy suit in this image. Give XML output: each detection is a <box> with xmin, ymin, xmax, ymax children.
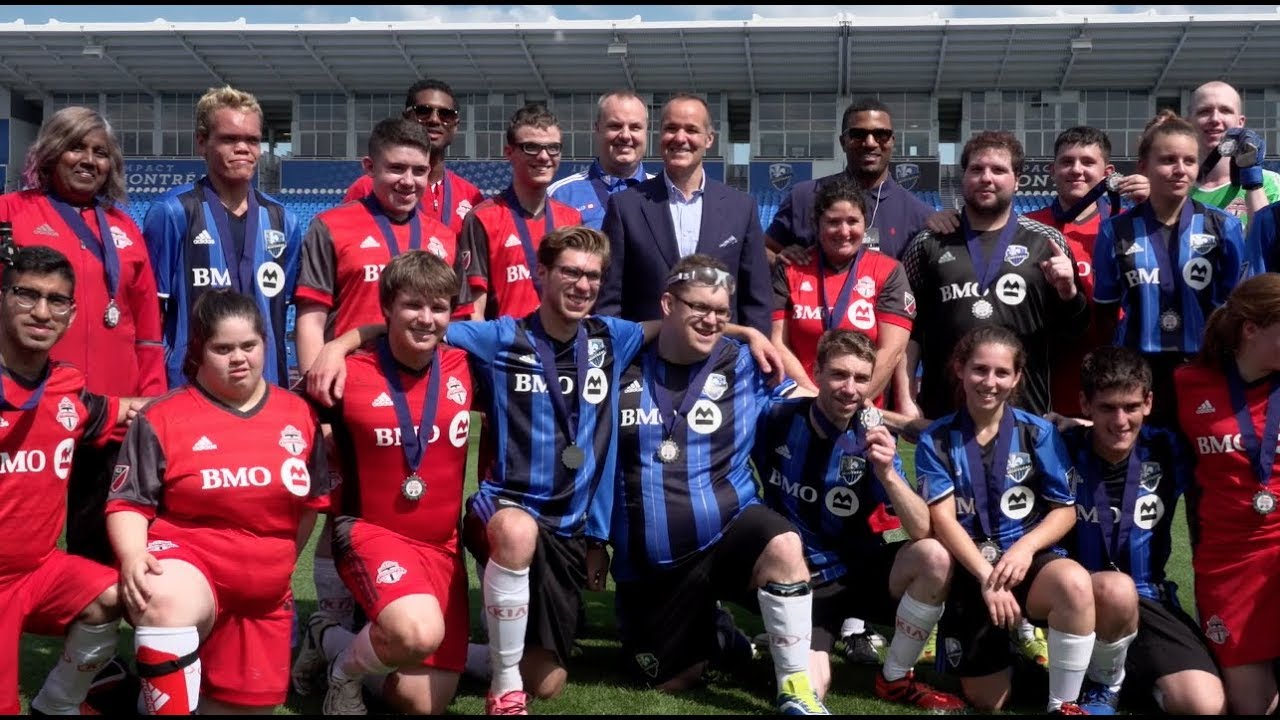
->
<box><xmin>598</xmin><ymin>94</ymin><xmax>771</xmax><ymax>334</ymax></box>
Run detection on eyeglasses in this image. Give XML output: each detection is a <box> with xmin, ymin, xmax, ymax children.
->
<box><xmin>843</xmin><ymin>127</ymin><xmax>894</xmax><ymax>143</ymax></box>
<box><xmin>552</xmin><ymin>265</ymin><xmax>603</xmax><ymax>285</ymax></box>
<box><xmin>665</xmin><ymin>266</ymin><xmax>737</xmax><ymax>294</ymax></box>
<box><xmin>6</xmin><ymin>286</ymin><xmax>74</xmax><ymax>316</ymax></box>
<box><xmin>671</xmin><ymin>294</ymin><xmax>732</xmax><ymax>322</ymax></box>
<box><xmin>515</xmin><ymin>142</ymin><xmax>563</xmax><ymax>157</ymax></box>
<box><xmin>405</xmin><ymin>104</ymin><xmax>459</xmax><ymax>123</ymax></box>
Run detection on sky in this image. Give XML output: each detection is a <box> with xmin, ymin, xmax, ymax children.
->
<box><xmin>0</xmin><ymin>4</ymin><xmax>1276</xmax><ymax>24</ymax></box>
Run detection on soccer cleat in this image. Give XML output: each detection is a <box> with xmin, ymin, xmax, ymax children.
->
<box><xmin>1077</xmin><ymin>679</ymin><xmax>1120</xmax><ymax>715</ymax></box>
<box><xmin>874</xmin><ymin>670</ymin><xmax>966</xmax><ymax>712</ymax></box>
<box><xmin>322</xmin><ymin>658</ymin><xmax>367</xmax><ymax>715</ymax></box>
<box><xmin>1050</xmin><ymin>702</ymin><xmax>1089</xmax><ymax>715</ymax></box>
<box><xmin>1015</xmin><ymin>626</ymin><xmax>1049</xmax><ymax>669</ymax></box>
<box><xmin>292</xmin><ymin>613</ymin><xmax>338</xmax><ymax>696</ymax></box>
<box><xmin>920</xmin><ymin>627</ymin><xmax>937</xmax><ymax>663</ymax></box>
<box><xmin>775</xmin><ymin>672</ymin><xmax>830</xmax><ymax>715</ymax></box>
<box><xmin>841</xmin><ymin>630</ymin><xmax>886</xmax><ymax>665</ymax></box>
<box><xmin>485</xmin><ymin>689</ymin><xmax>531</xmax><ymax>715</ymax></box>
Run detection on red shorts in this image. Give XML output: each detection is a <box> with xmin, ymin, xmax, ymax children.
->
<box><xmin>0</xmin><ymin>551</ymin><xmax>116</xmax><ymax>714</ymax></box>
<box><xmin>147</xmin><ymin>537</ymin><xmax>294</xmax><ymax>707</ymax></box>
<box><xmin>1193</xmin><ymin>541</ymin><xmax>1280</xmax><ymax>667</ymax></box>
<box><xmin>332</xmin><ymin>518</ymin><xmax>468</xmax><ymax>672</ymax></box>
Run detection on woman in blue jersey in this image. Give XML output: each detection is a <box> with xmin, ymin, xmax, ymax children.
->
<box><xmin>916</xmin><ymin>325</ymin><xmax>1095</xmax><ymax>714</ymax></box>
<box><xmin>1092</xmin><ymin>110</ymin><xmax>1251</xmax><ymax>427</ymax></box>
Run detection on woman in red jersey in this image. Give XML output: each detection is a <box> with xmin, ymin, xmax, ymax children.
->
<box><xmin>106</xmin><ymin>290</ymin><xmax>331</xmax><ymax>715</ymax></box>
<box><xmin>771</xmin><ymin>177</ymin><xmax>915</xmax><ymax>401</ymax></box>
<box><xmin>1175</xmin><ymin>273</ymin><xmax>1280</xmax><ymax>715</ymax></box>
<box><xmin>0</xmin><ymin>106</ymin><xmax>165</xmax><ymax>567</ymax></box>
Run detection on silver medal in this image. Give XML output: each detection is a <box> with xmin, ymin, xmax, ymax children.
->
<box><xmin>656</xmin><ymin>438</ymin><xmax>681</xmax><ymax>464</ymax></box>
<box><xmin>979</xmin><ymin>540</ymin><xmax>1002</xmax><ymax>564</ymax></box>
<box><xmin>972</xmin><ymin>298</ymin><xmax>994</xmax><ymax>319</ymax></box>
<box><xmin>104</xmin><ymin>300</ymin><xmax>121</xmax><ymax>328</ymax></box>
<box><xmin>402</xmin><ymin>473</ymin><xmax>425</xmax><ymax>501</ymax></box>
<box><xmin>1254</xmin><ymin>490</ymin><xmax>1276</xmax><ymax>515</ymax></box>
<box><xmin>1104</xmin><ymin>172</ymin><xmax>1124</xmax><ymax>193</ymax></box>
<box><xmin>858</xmin><ymin>407</ymin><xmax>883</xmax><ymax>430</ymax></box>
<box><xmin>1159</xmin><ymin>310</ymin><xmax>1181</xmax><ymax>332</ymax></box>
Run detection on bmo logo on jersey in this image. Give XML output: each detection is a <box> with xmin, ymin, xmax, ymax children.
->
<box><xmin>364</xmin><ymin>264</ymin><xmax>386</xmax><ymax>283</ymax></box>
<box><xmin>201</xmin><ymin>466</ymin><xmax>272</xmax><ymax>490</ymax></box>
<box><xmin>192</xmin><ymin>267</ymin><xmax>232</xmax><ymax>287</ymax></box>
<box><xmin>1194</xmin><ymin>433</ymin><xmax>1248</xmax><ymax>455</ymax></box>
<box><xmin>372</xmin><ymin>411</ymin><xmax>470</xmax><ymax>449</ymax></box>
<box><xmin>506</xmin><ymin>265</ymin><xmax>533</xmax><ymax>283</ymax></box>
<box><xmin>620</xmin><ymin>407</ymin><xmax>663</xmax><ymax>427</ymax></box>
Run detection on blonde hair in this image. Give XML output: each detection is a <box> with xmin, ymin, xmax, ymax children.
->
<box><xmin>195</xmin><ymin>86</ymin><xmax>263</xmax><ymax>141</ymax></box>
<box><xmin>21</xmin><ymin>106</ymin><xmax>127</xmax><ymax>204</ymax></box>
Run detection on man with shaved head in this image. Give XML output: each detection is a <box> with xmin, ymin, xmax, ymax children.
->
<box><xmin>1189</xmin><ymin>80</ymin><xmax>1280</xmax><ymax>225</ymax></box>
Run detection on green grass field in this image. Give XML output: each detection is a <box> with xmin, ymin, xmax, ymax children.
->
<box><xmin>18</xmin><ymin>434</ymin><xmax>1197</xmax><ymax>714</ymax></box>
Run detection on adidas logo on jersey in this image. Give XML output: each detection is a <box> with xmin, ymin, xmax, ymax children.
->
<box><xmin>372</xmin><ymin>392</ymin><xmax>394</xmax><ymax>407</ymax></box>
<box><xmin>799</xmin><ymin>281</ymin><xmax>813</xmax><ymax>292</ymax></box>
<box><xmin>939</xmin><ymin>250</ymin><xmax>956</xmax><ymax>264</ymax></box>
<box><xmin>504</xmin><ymin>234</ymin><xmax>523</xmax><ymax>248</ymax></box>
<box><xmin>34</xmin><ymin>223</ymin><xmax>59</xmax><ymax>237</ymax></box>
<box><xmin>192</xmin><ymin>436</ymin><xmax>218</xmax><ymax>451</ymax></box>
<box><xmin>360</xmin><ymin>236</ymin><xmax>380</xmax><ymax>249</ymax></box>
<box><xmin>193</xmin><ymin>230</ymin><xmax>214</xmax><ymax>245</ymax></box>
<box><xmin>775</xmin><ymin>445</ymin><xmax>791</xmax><ymax>459</ymax></box>
<box><xmin>517</xmin><ymin>353</ymin><xmax>538</xmax><ymax>366</ymax></box>
<box><xmin>1195</xmin><ymin>399</ymin><xmax>1215</xmax><ymax>415</ymax></box>
<box><xmin>624</xmin><ymin>380</ymin><xmax>642</xmax><ymax>394</ymax></box>
<box><xmin>1124</xmin><ymin>243</ymin><xmax>1144</xmax><ymax>255</ymax></box>
<box><xmin>0</xmin><ymin>417</ymin><xmax>9</xmax><ymax>428</ymax></box>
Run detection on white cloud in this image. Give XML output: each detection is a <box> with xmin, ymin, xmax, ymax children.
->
<box><xmin>366</xmin><ymin>4</ymin><xmax>559</xmax><ymax>23</ymax></box>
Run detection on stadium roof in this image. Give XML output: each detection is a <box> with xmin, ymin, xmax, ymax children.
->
<box><xmin>2</xmin><ymin>11</ymin><xmax>1280</xmax><ymax>99</ymax></box>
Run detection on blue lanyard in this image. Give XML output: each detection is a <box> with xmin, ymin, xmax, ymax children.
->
<box><xmin>199</xmin><ymin>178</ymin><xmax>260</xmax><ymax>295</ymax></box>
<box><xmin>374</xmin><ymin>338</ymin><xmax>440</xmax><ymax>474</ymax></box>
<box><xmin>1225</xmin><ymin>363</ymin><xmax>1280</xmax><ymax>488</ymax></box>
<box><xmin>817</xmin><ymin>248</ymin><xmax>867</xmax><ymax>332</ymax></box>
<box><xmin>953</xmin><ymin>407</ymin><xmax>1016</xmax><ymax>541</ymax></box>
<box><xmin>1136</xmin><ymin>200</ymin><xmax>1195</xmax><ymax>308</ymax></box>
<box><xmin>646</xmin><ymin>340</ymin><xmax>726</xmax><ymax>441</ymax></box>
<box><xmin>362</xmin><ymin>195</ymin><xmax>422</xmax><ymax>257</ymax></box>
<box><xmin>1083</xmin><ymin>441</ymin><xmax>1142</xmax><ymax>567</ymax></box>
<box><xmin>959</xmin><ymin>212</ymin><xmax>1020</xmax><ymax>294</ymax></box>
<box><xmin>524</xmin><ymin>314</ymin><xmax>589</xmax><ymax>450</ymax></box>
<box><xmin>45</xmin><ymin>193</ymin><xmax>120</xmax><ymax>301</ymax></box>
<box><xmin>502</xmin><ymin>186</ymin><xmax>556</xmax><ymax>297</ymax></box>
<box><xmin>0</xmin><ymin>366</ymin><xmax>49</xmax><ymax>411</ymax></box>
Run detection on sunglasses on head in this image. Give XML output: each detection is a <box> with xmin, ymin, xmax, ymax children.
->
<box><xmin>843</xmin><ymin>127</ymin><xmax>894</xmax><ymax>143</ymax></box>
<box><xmin>406</xmin><ymin>104</ymin><xmax>459</xmax><ymax>122</ymax></box>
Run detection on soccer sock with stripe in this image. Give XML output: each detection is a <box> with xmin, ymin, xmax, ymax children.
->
<box><xmin>758</xmin><ymin>582</ymin><xmax>813</xmax><ymax>688</ymax></box>
<box><xmin>135</xmin><ymin>626</ymin><xmax>200</xmax><ymax>715</ymax></box>
<box><xmin>882</xmin><ymin>593</ymin><xmax>944</xmax><ymax>682</ymax></box>
<box><xmin>484</xmin><ymin>561</ymin><xmax>530</xmax><ymax>695</ymax></box>
<box><xmin>1087</xmin><ymin>630</ymin><xmax>1136</xmax><ymax>692</ymax></box>
<box><xmin>31</xmin><ymin>621</ymin><xmax>119</xmax><ymax>714</ymax></box>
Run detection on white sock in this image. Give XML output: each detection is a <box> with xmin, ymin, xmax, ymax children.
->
<box><xmin>314</xmin><ymin>556</ymin><xmax>355</xmax><ymax>630</ymax></box>
<box><xmin>135</xmin><ymin>625</ymin><xmax>201</xmax><ymax>714</ymax></box>
<box><xmin>484</xmin><ymin>561</ymin><xmax>530</xmax><ymax>695</ymax></box>
<box><xmin>332</xmin><ymin>624</ymin><xmax>393</xmax><ymax>682</ymax></box>
<box><xmin>840</xmin><ymin>617</ymin><xmax>866</xmax><ymax>637</ymax></box>
<box><xmin>31</xmin><ymin>621</ymin><xmax>119</xmax><ymax>714</ymax></box>
<box><xmin>1047</xmin><ymin>629</ymin><xmax>1095</xmax><ymax>711</ymax></box>
<box><xmin>883</xmin><ymin>594</ymin><xmax>944</xmax><ymax>682</ymax></box>
<box><xmin>1016</xmin><ymin>618</ymin><xmax>1036</xmax><ymax>642</ymax></box>
<box><xmin>465</xmin><ymin>642</ymin><xmax>492</xmax><ymax>680</ymax></box>
<box><xmin>758</xmin><ymin>585</ymin><xmax>812</xmax><ymax>687</ymax></box>
<box><xmin>1087</xmin><ymin>631</ymin><xmax>1136</xmax><ymax>692</ymax></box>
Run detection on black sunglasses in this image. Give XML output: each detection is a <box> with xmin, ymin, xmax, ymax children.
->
<box><xmin>843</xmin><ymin>127</ymin><xmax>894</xmax><ymax>143</ymax></box>
<box><xmin>406</xmin><ymin>104</ymin><xmax>459</xmax><ymax>123</ymax></box>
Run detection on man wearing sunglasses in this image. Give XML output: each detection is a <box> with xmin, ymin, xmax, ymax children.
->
<box><xmin>459</xmin><ymin>103</ymin><xmax>582</xmax><ymax>321</ymax></box>
<box><xmin>549</xmin><ymin>90</ymin><xmax>653</xmax><ymax>230</ymax></box>
<box><xmin>343</xmin><ymin>79</ymin><xmax>483</xmax><ymax>236</ymax></box>
<box><xmin>599</xmin><ymin>94</ymin><xmax>772</xmax><ymax>336</ymax></box>
<box><xmin>767</xmin><ymin>98</ymin><xmax>935</xmax><ymax>263</ymax></box>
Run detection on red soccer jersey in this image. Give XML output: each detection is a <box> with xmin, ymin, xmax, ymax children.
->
<box><xmin>1027</xmin><ymin>206</ymin><xmax>1106</xmax><ymax>417</ymax></box>
<box><xmin>1176</xmin><ymin>363</ymin><xmax>1280</xmax><ymax>550</ymax></box>
<box><xmin>771</xmin><ymin>250</ymin><xmax>914</xmax><ymax>384</ymax></box>
<box><xmin>107</xmin><ymin>384</ymin><xmax>331</xmax><ymax>607</ymax></box>
<box><xmin>327</xmin><ymin>344</ymin><xmax>472</xmax><ymax>552</ymax></box>
<box><xmin>459</xmin><ymin>192</ymin><xmax>582</xmax><ymax>319</ymax></box>
<box><xmin>295</xmin><ymin>198</ymin><xmax>464</xmax><ymax>337</ymax></box>
<box><xmin>0</xmin><ymin>190</ymin><xmax>166</xmax><ymax>397</ymax></box>
<box><xmin>343</xmin><ymin>169</ymin><xmax>483</xmax><ymax>236</ymax></box>
<box><xmin>0</xmin><ymin>363</ymin><xmax>116</xmax><ymax>574</ymax></box>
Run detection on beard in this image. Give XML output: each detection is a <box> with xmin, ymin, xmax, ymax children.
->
<box><xmin>964</xmin><ymin>192</ymin><xmax>1013</xmax><ymax>223</ymax></box>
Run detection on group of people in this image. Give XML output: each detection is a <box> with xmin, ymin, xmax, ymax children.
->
<box><xmin>1</xmin><ymin>71</ymin><xmax>1279</xmax><ymax>719</ymax></box>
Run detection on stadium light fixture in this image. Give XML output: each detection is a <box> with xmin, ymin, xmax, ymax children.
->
<box><xmin>82</xmin><ymin>43</ymin><xmax>105</xmax><ymax>58</ymax></box>
<box><xmin>1070</xmin><ymin>36</ymin><xmax>1092</xmax><ymax>53</ymax></box>
<box><xmin>607</xmin><ymin>41</ymin><xmax>628</xmax><ymax>56</ymax></box>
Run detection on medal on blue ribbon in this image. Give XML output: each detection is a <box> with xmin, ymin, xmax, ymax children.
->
<box><xmin>362</xmin><ymin>194</ymin><xmax>422</xmax><ymax>258</ymax></box>
<box><xmin>954</xmin><ymin>407</ymin><xmax>1016</xmax><ymax>560</ymax></box>
<box><xmin>375</xmin><ymin>338</ymin><xmax>441</xmax><ymax>501</ymax></box>
<box><xmin>960</xmin><ymin>212</ymin><xmax>1019</xmax><ymax>320</ymax></box>
<box><xmin>199</xmin><ymin>178</ymin><xmax>260</xmax><ymax>295</ymax></box>
<box><xmin>1051</xmin><ymin>174</ymin><xmax>1123</xmax><ymax>225</ymax></box>
<box><xmin>1083</xmin><ymin>441</ymin><xmax>1143</xmax><ymax>569</ymax></box>
<box><xmin>646</xmin><ymin>341</ymin><xmax>728</xmax><ymax>464</ymax></box>
<box><xmin>525</xmin><ymin>314</ymin><xmax>590</xmax><ymax>471</ymax></box>
<box><xmin>46</xmin><ymin>194</ymin><xmax>121</xmax><ymax>328</ymax></box>
<box><xmin>1224</xmin><ymin>363</ymin><xmax>1280</xmax><ymax>515</ymax></box>
<box><xmin>817</xmin><ymin>248</ymin><xmax>867</xmax><ymax>332</ymax></box>
<box><xmin>503</xmin><ymin>187</ymin><xmax>557</xmax><ymax>298</ymax></box>
<box><xmin>1136</xmin><ymin>201</ymin><xmax>1194</xmax><ymax>338</ymax></box>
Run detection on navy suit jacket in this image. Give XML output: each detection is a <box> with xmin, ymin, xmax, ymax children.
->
<box><xmin>598</xmin><ymin>172</ymin><xmax>771</xmax><ymax>334</ymax></box>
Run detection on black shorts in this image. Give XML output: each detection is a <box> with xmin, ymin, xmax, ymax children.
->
<box><xmin>615</xmin><ymin>504</ymin><xmax>796</xmax><ymax>686</ymax></box>
<box><xmin>1123</xmin><ymin>596</ymin><xmax>1221</xmax><ymax>705</ymax></box>
<box><xmin>462</xmin><ymin>496</ymin><xmax>587</xmax><ymax>666</ymax></box>
<box><xmin>936</xmin><ymin>548</ymin><xmax>1064</xmax><ymax>678</ymax></box>
<box><xmin>66</xmin><ymin>441</ymin><xmax>121</xmax><ymax>565</ymax></box>
<box><xmin>810</xmin><ymin>542</ymin><xmax>906</xmax><ymax>654</ymax></box>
